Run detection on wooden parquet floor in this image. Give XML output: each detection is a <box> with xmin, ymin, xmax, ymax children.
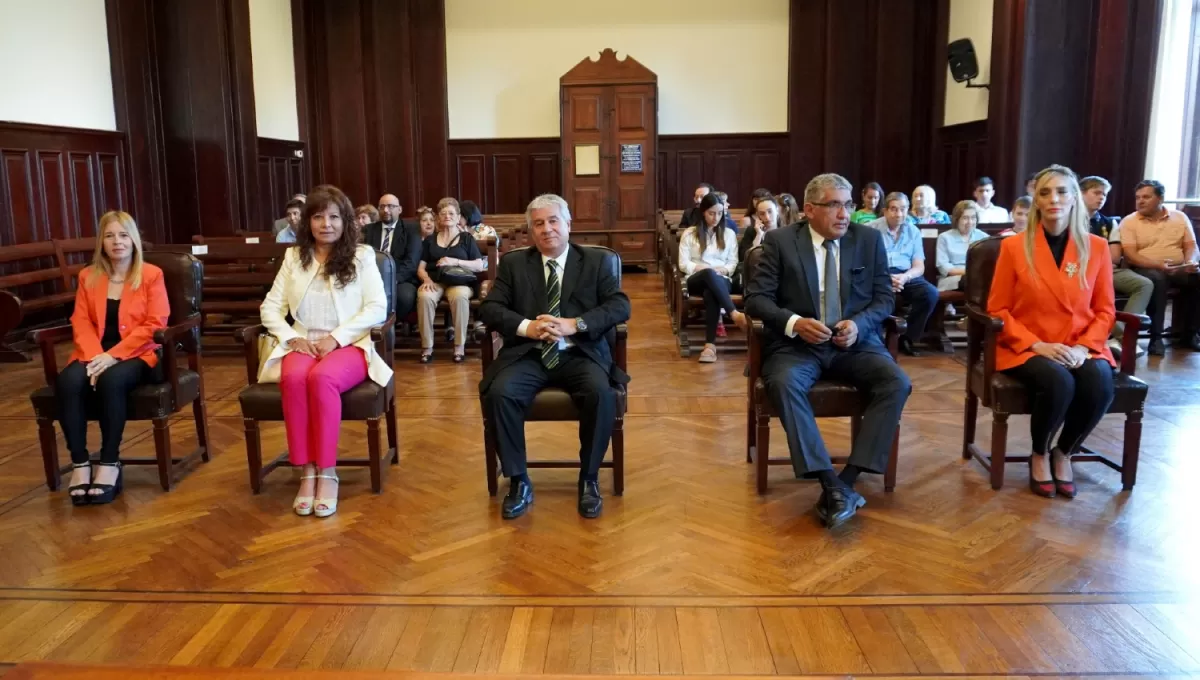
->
<box><xmin>1</xmin><ymin>274</ymin><xmax>1199</xmax><ymax>677</ymax></box>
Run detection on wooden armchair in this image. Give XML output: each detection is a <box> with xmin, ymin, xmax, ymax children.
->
<box><xmin>237</xmin><ymin>252</ymin><xmax>399</xmax><ymax>493</ymax></box>
<box><xmin>28</xmin><ymin>252</ymin><xmax>211</xmax><ymax>491</ymax></box>
<box><xmin>477</xmin><ymin>246</ymin><xmax>627</xmax><ymax>497</ymax></box>
<box><xmin>743</xmin><ymin>245</ymin><xmax>904</xmax><ymax>494</ymax></box>
<box><xmin>961</xmin><ymin>237</ymin><xmax>1149</xmax><ymax>490</ymax></box>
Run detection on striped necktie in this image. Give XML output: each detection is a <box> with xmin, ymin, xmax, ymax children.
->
<box><xmin>541</xmin><ymin>259</ymin><xmax>561</xmax><ymax>370</ymax></box>
<box><xmin>380</xmin><ymin>227</ymin><xmax>393</xmax><ymax>253</ymax></box>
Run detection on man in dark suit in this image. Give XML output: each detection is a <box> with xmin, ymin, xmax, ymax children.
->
<box><xmin>679</xmin><ymin>182</ymin><xmax>715</xmax><ymax>228</ymax></box>
<box><xmin>745</xmin><ymin>173</ymin><xmax>911</xmax><ymax>529</ymax></box>
<box><xmin>362</xmin><ymin>193</ymin><xmax>422</xmax><ymax>319</ymax></box>
<box><xmin>479</xmin><ymin>194</ymin><xmax>631</xmax><ymax>520</ymax></box>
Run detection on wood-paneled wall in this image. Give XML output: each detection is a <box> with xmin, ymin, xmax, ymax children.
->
<box><xmin>659</xmin><ymin>133</ymin><xmax>789</xmax><ymax>209</ymax></box>
<box><xmin>0</xmin><ymin>123</ymin><xmax>131</xmax><ymax>246</ymax></box>
<box><xmin>257</xmin><ymin>137</ymin><xmax>307</xmax><ymax>229</ymax></box>
<box><xmin>447</xmin><ymin>138</ymin><xmax>561</xmax><ymax>214</ymax></box>
<box><xmin>930</xmin><ymin>121</ymin><xmax>990</xmax><ymax>208</ymax></box>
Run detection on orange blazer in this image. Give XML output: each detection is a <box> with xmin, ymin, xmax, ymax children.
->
<box><xmin>69</xmin><ymin>263</ymin><xmax>170</xmax><ymax>368</ymax></box>
<box><xmin>987</xmin><ymin>231</ymin><xmax>1116</xmax><ymax>371</ymax></box>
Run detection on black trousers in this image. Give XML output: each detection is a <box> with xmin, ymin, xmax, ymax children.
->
<box><xmin>686</xmin><ymin>268</ymin><xmax>737</xmax><ymax>343</ymax></box>
<box><xmin>1131</xmin><ymin>268</ymin><xmax>1200</xmax><ymax>338</ymax></box>
<box><xmin>1002</xmin><ymin>356</ymin><xmax>1114</xmax><ymax>455</ymax></box>
<box><xmin>395</xmin><ymin>281</ymin><xmax>418</xmax><ymax>320</ymax></box>
<box><xmin>763</xmin><ymin>344</ymin><xmax>911</xmax><ymax>478</ymax></box>
<box><xmin>890</xmin><ymin>268</ymin><xmax>938</xmax><ymax>341</ymax></box>
<box><xmin>56</xmin><ymin>358</ymin><xmax>159</xmax><ymax>464</ymax></box>
<box><xmin>482</xmin><ymin>350</ymin><xmax>617</xmax><ymax>480</ymax></box>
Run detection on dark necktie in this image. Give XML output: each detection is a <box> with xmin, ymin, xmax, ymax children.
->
<box><xmin>823</xmin><ymin>240</ymin><xmax>841</xmax><ymax>327</ymax></box>
<box><xmin>381</xmin><ymin>227</ymin><xmax>393</xmax><ymax>253</ymax></box>
<box><xmin>541</xmin><ymin>260</ymin><xmax>561</xmax><ymax>369</ymax></box>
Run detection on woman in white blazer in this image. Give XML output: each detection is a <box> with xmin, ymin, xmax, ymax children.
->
<box><xmin>259</xmin><ymin>185</ymin><xmax>391</xmax><ymax>517</ymax></box>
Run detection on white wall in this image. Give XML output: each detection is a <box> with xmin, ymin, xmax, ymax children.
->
<box><xmin>1145</xmin><ymin>0</ymin><xmax>1190</xmax><ymax>192</ymax></box>
<box><xmin>0</xmin><ymin>0</ymin><xmax>116</xmax><ymax>131</ymax></box>
<box><xmin>445</xmin><ymin>0</ymin><xmax>789</xmax><ymax>139</ymax></box>
<box><xmin>943</xmin><ymin>0</ymin><xmax>992</xmax><ymax>126</ymax></box>
<box><xmin>249</xmin><ymin>0</ymin><xmax>300</xmax><ymax>141</ymax></box>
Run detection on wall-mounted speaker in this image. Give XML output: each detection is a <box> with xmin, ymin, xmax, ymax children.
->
<box><xmin>947</xmin><ymin>38</ymin><xmax>980</xmax><ymax>83</ymax></box>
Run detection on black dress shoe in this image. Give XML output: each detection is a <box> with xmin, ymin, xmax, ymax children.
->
<box><xmin>898</xmin><ymin>336</ymin><xmax>922</xmax><ymax>357</ymax></box>
<box><xmin>1148</xmin><ymin>337</ymin><xmax>1166</xmax><ymax>356</ymax></box>
<box><xmin>501</xmin><ymin>479</ymin><xmax>534</xmax><ymax>519</ymax></box>
<box><xmin>822</xmin><ymin>486</ymin><xmax>866</xmax><ymax>529</ymax></box>
<box><xmin>578</xmin><ymin>480</ymin><xmax>603</xmax><ymax>518</ymax></box>
<box><xmin>815</xmin><ymin>488</ymin><xmax>867</xmax><ymax>523</ymax></box>
<box><xmin>1182</xmin><ymin>332</ymin><xmax>1200</xmax><ymax>352</ymax></box>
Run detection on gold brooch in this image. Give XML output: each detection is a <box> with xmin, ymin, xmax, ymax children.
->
<box><xmin>1065</xmin><ymin>262</ymin><xmax>1079</xmax><ymax>278</ymax></box>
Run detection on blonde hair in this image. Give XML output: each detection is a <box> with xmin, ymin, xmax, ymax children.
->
<box><xmin>1024</xmin><ymin>164</ymin><xmax>1091</xmax><ymax>289</ymax></box>
<box><xmin>88</xmin><ymin>211</ymin><xmax>146</xmax><ymax>289</ymax></box>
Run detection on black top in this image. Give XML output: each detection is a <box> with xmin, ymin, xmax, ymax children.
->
<box><xmin>421</xmin><ymin>231</ymin><xmax>481</xmax><ymax>266</ymax></box>
<box><xmin>100</xmin><ymin>299</ymin><xmax>121</xmax><ymax>351</ymax></box>
<box><xmin>1089</xmin><ymin>212</ymin><xmax>1117</xmax><ymax>240</ymax></box>
<box><xmin>1045</xmin><ymin>228</ymin><xmax>1070</xmax><ymax>268</ymax></box>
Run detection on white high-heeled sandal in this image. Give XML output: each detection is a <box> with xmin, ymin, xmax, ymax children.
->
<box><xmin>294</xmin><ymin>474</ymin><xmax>317</xmax><ymax>516</ymax></box>
<box><xmin>313</xmin><ymin>473</ymin><xmax>340</xmax><ymax>518</ymax></box>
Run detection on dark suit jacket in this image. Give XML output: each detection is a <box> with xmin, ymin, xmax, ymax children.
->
<box><xmin>479</xmin><ymin>244</ymin><xmax>632</xmax><ymax>391</ymax></box>
<box><xmin>363</xmin><ymin>220</ymin><xmax>421</xmax><ymax>285</ymax></box>
<box><xmin>744</xmin><ymin>222</ymin><xmax>894</xmax><ymax>357</ymax></box>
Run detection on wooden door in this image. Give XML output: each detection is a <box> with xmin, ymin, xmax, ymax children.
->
<box><xmin>561</xmin><ymin>86</ymin><xmax>609</xmax><ymax>233</ymax></box>
<box><xmin>609</xmin><ymin>84</ymin><xmax>656</xmax><ymax>264</ymax></box>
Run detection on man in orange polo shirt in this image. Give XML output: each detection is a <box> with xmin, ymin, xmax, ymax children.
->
<box><xmin>1118</xmin><ymin>180</ymin><xmax>1200</xmax><ymax>354</ymax></box>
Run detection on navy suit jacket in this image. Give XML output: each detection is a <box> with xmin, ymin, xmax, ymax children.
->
<box><xmin>744</xmin><ymin>221</ymin><xmax>894</xmax><ymax>357</ymax></box>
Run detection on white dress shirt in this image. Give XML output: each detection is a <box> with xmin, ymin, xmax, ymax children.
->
<box><xmin>785</xmin><ymin>228</ymin><xmax>841</xmax><ymax>337</ymax></box>
<box><xmin>517</xmin><ymin>249</ymin><xmax>573</xmax><ymax>349</ymax></box>
<box><xmin>976</xmin><ymin>203</ymin><xmax>1012</xmax><ymax>223</ymax></box>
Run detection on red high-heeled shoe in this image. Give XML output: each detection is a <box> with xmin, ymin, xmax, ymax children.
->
<box><xmin>1029</xmin><ymin>454</ymin><xmax>1055</xmax><ymax>498</ymax></box>
<box><xmin>1051</xmin><ymin>449</ymin><xmax>1077</xmax><ymax>499</ymax></box>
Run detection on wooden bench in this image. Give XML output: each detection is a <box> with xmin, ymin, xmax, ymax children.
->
<box><xmin>192</xmin><ymin>232</ymin><xmax>276</xmax><ymax>245</ymax></box>
<box><xmin>0</xmin><ymin>237</ymin><xmax>95</xmax><ymax>361</ymax></box>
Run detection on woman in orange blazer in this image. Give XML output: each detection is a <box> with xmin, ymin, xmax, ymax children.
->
<box><xmin>987</xmin><ymin>165</ymin><xmax>1116</xmax><ymax>499</ymax></box>
<box><xmin>59</xmin><ymin>211</ymin><xmax>169</xmax><ymax>505</ymax></box>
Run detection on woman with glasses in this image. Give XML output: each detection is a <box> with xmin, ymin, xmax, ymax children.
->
<box><xmin>935</xmin><ymin>200</ymin><xmax>989</xmax><ymax>291</ymax></box>
<box><xmin>416</xmin><ymin>198</ymin><xmax>486</xmax><ymax>363</ymax></box>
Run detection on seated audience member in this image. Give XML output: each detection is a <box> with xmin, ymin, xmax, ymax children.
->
<box><xmin>680</xmin><ymin>183</ymin><xmax>715</xmax><ymax>228</ymax></box>
<box><xmin>461</xmin><ymin>200</ymin><xmax>498</xmax><ymax>262</ymax></box>
<box><xmin>744</xmin><ymin>173</ymin><xmax>910</xmax><ymax>529</ymax></box>
<box><xmin>275</xmin><ymin>198</ymin><xmax>305</xmax><ymax>243</ymax></box>
<box><xmin>1025</xmin><ymin>173</ymin><xmax>1037</xmax><ymax>196</ymax></box>
<box><xmin>479</xmin><ymin>194</ymin><xmax>632</xmax><ymax>520</ymax></box>
<box><xmin>363</xmin><ymin>193</ymin><xmax>422</xmax><ymax>321</ymax></box>
<box><xmin>273</xmin><ymin>193</ymin><xmax>306</xmax><ymax>236</ymax></box>
<box><xmin>973</xmin><ymin>176</ymin><xmax>1011</xmax><ymax>223</ymax></box>
<box><xmin>259</xmin><ymin>185</ymin><xmax>390</xmax><ymax>518</ymax></box>
<box><xmin>416</xmin><ymin>206</ymin><xmax>436</xmax><ymax>238</ymax></box>
<box><xmin>715</xmin><ymin>191</ymin><xmax>739</xmax><ymax>233</ymax></box>
<box><xmin>778</xmin><ymin>193</ymin><xmax>802</xmax><ymax>227</ymax></box>
<box><xmin>910</xmin><ymin>185</ymin><xmax>950</xmax><ymax>224</ymax></box>
<box><xmin>851</xmin><ymin>182</ymin><xmax>884</xmax><ymax>224</ymax></box>
<box><xmin>417</xmin><ymin>198</ymin><xmax>486</xmax><ymax>363</ymax></box>
<box><xmin>1082</xmin><ymin>176</ymin><xmax>1152</xmax><ymax>358</ymax></box>
<box><xmin>936</xmin><ymin>200</ymin><xmax>989</xmax><ymax>291</ymax></box>
<box><xmin>1118</xmin><ymin>179</ymin><xmax>1200</xmax><ymax>353</ymax></box>
<box><xmin>999</xmin><ymin>196</ymin><xmax>1032</xmax><ymax>236</ymax></box>
<box><xmin>740</xmin><ymin>188</ymin><xmax>775</xmax><ymax>232</ymax></box>
<box><xmin>740</xmin><ymin>194</ymin><xmax>782</xmax><ymax>261</ymax></box>
<box><xmin>987</xmin><ymin>165</ymin><xmax>1116</xmax><ymax>499</ymax></box>
<box><xmin>868</xmin><ymin>192</ymin><xmax>937</xmax><ymax>356</ymax></box>
<box><xmin>58</xmin><ymin>211</ymin><xmax>169</xmax><ymax>506</ymax></box>
<box><xmin>355</xmin><ymin>205</ymin><xmax>379</xmax><ymax>229</ymax></box>
<box><xmin>678</xmin><ymin>193</ymin><xmax>747</xmax><ymax>363</ymax></box>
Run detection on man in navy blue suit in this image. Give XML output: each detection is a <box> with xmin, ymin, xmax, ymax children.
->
<box><xmin>745</xmin><ymin>173</ymin><xmax>911</xmax><ymax>529</ymax></box>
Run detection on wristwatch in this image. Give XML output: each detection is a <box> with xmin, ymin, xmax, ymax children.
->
<box><xmin>575</xmin><ymin>317</ymin><xmax>588</xmax><ymax>332</ymax></box>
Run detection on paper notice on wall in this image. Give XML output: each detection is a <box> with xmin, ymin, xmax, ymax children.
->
<box><xmin>245</xmin><ymin>237</ymin><xmax>261</xmax><ymax>244</ymax></box>
<box><xmin>921</xmin><ymin>229</ymin><xmax>939</xmax><ymax>238</ymax></box>
<box><xmin>191</xmin><ymin>245</ymin><xmax>209</xmax><ymax>255</ymax></box>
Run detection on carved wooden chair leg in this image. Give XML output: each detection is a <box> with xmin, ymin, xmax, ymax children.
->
<box><xmin>1122</xmin><ymin>410</ymin><xmax>1142</xmax><ymax>490</ymax></box>
<box><xmin>962</xmin><ymin>391</ymin><xmax>979</xmax><ymax>460</ymax></box>
<box><xmin>245</xmin><ymin>418</ymin><xmax>264</xmax><ymax>494</ymax></box>
<box><xmin>990</xmin><ymin>411</ymin><xmax>1009</xmax><ymax>490</ymax></box>
<box><xmin>37</xmin><ymin>417</ymin><xmax>61</xmax><ymax>491</ymax></box>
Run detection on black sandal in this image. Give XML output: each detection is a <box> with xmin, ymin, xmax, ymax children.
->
<box><xmin>419</xmin><ymin>351</ymin><xmax>434</xmax><ymax>364</ymax></box>
<box><xmin>68</xmin><ymin>461</ymin><xmax>92</xmax><ymax>506</ymax></box>
<box><xmin>88</xmin><ymin>462</ymin><xmax>123</xmax><ymax>505</ymax></box>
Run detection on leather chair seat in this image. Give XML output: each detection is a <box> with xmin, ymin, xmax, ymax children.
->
<box><xmin>238</xmin><ymin>379</ymin><xmax>394</xmax><ymax>421</ymax></box>
<box><xmin>970</xmin><ymin>363</ymin><xmax>1148</xmax><ymax>414</ymax></box>
<box><xmin>30</xmin><ymin>370</ymin><xmax>201</xmax><ymax>421</ymax></box>
<box><xmin>525</xmin><ymin>385</ymin><xmax>629</xmax><ymax>421</ymax></box>
<box><xmin>754</xmin><ymin>378</ymin><xmax>867</xmax><ymax>418</ymax></box>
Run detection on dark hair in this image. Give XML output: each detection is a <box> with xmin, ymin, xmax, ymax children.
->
<box><xmin>296</xmin><ymin>184</ymin><xmax>360</xmax><ymax>288</ymax></box>
<box><xmin>861</xmin><ymin>182</ymin><xmax>885</xmax><ymax>217</ymax></box>
<box><xmin>778</xmin><ymin>193</ymin><xmax>801</xmax><ymax>226</ymax></box>
<box><xmin>697</xmin><ymin>182</ymin><xmax>715</xmax><ymax>193</ymax></box>
<box><xmin>696</xmin><ymin>192</ymin><xmax>727</xmax><ymax>251</ymax></box>
<box><xmin>975</xmin><ymin>176</ymin><xmax>995</xmax><ymax>189</ymax></box>
<box><xmin>1135</xmin><ymin>179</ymin><xmax>1165</xmax><ymax>198</ymax></box>
<box><xmin>1079</xmin><ymin>176</ymin><xmax>1112</xmax><ymax>193</ymax></box>
<box><xmin>745</xmin><ymin>188</ymin><xmax>774</xmax><ymax>217</ymax></box>
<box><xmin>285</xmin><ymin>198</ymin><xmax>305</xmax><ymax>213</ymax></box>
<box><xmin>460</xmin><ymin>200</ymin><xmax>483</xmax><ymax>227</ymax></box>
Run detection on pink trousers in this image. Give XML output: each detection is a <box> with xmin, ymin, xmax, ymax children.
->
<box><xmin>280</xmin><ymin>346</ymin><xmax>368</xmax><ymax>468</ymax></box>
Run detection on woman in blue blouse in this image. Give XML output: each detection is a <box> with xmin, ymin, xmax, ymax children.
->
<box><xmin>911</xmin><ymin>185</ymin><xmax>951</xmax><ymax>224</ymax></box>
<box><xmin>935</xmin><ymin>200</ymin><xmax>989</xmax><ymax>291</ymax></box>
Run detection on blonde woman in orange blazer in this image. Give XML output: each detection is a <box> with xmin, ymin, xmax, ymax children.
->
<box><xmin>59</xmin><ymin>211</ymin><xmax>169</xmax><ymax>505</ymax></box>
<box><xmin>987</xmin><ymin>165</ymin><xmax>1116</xmax><ymax>500</ymax></box>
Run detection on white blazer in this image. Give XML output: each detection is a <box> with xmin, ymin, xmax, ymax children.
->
<box><xmin>258</xmin><ymin>244</ymin><xmax>393</xmax><ymax>386</ymax></box>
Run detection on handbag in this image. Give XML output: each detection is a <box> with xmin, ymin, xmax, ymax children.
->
<box><xmin>435</xmin><ymin>265</ymin><xmax>477</xmax><ymax>287</ymax></box>
<box><xmin>257</xmin><ymin>332</ymin><xmax>280</xmax><ymax>376</ymax></box>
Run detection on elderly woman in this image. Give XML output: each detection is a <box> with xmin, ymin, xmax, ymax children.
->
<box><xmin>416</xmin><ymin>206</ymin><xmax>436</xmax><ymax>239</ymax></box>
<box><xmin>988</xmin><ymin>165</ymin><xmax>1115</xmax><ymax>498</ymax></box>
<box><xmin>259</xmin><ymin>185</ymin><xmax>390</xmax><ymax>517</ymax></box>
<box><xmin>417</xmin><ymin>197</ymin><xmax>487</xmax><ymax>363</ymax></box>
<box><xmin>355</xmin><ymin>204</ymin><xmax>380</xmax><ymax>230</ymax></box>
<box><xmin>58</xmin><ymin>211</ymin><xmax>169</xmax><ymax>505</ymax></box>
<box><xmin>935</xmin><ymin>200</ymin><xmax>989</xmax><ymax>291</ymax></box>
<box><xmin>911</xmin><ymin>185</ymin><xmax>951</xmax><ymax>224</ymax></box>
